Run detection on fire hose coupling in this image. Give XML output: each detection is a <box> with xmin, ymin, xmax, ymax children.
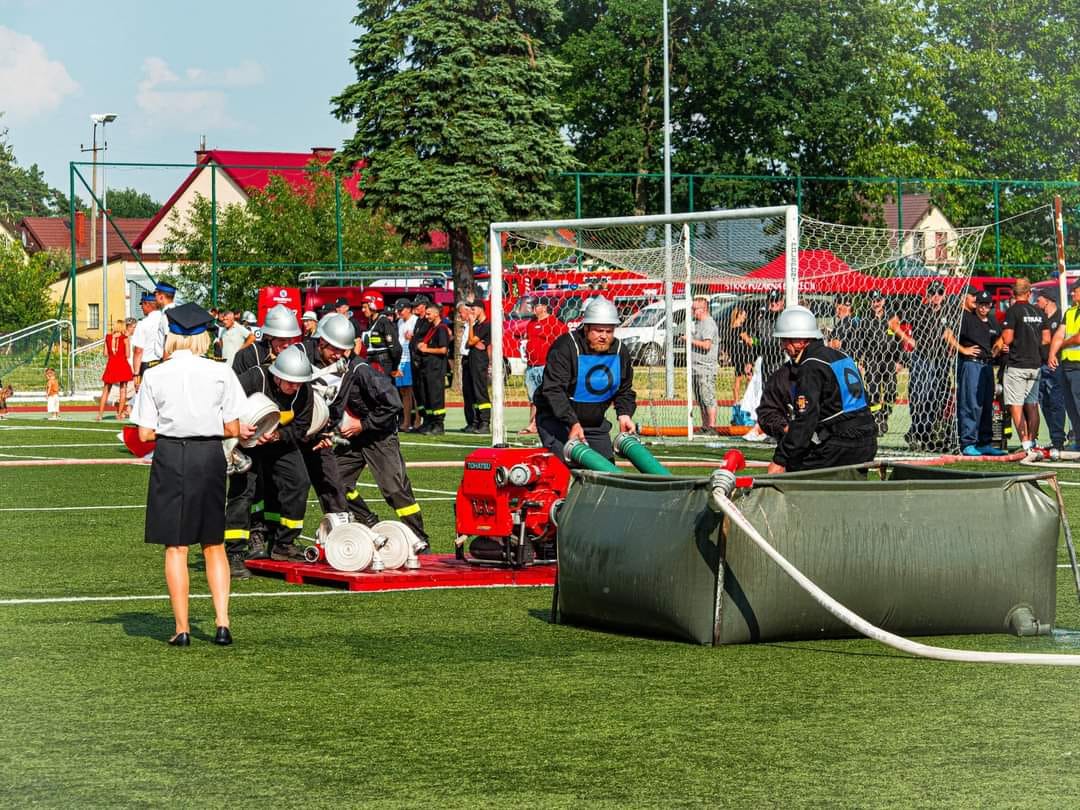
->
<box><xmin>709</xmin><ymin>468</ymin><xmax>739</xmax><ymax>502</ymax></box>
<box><xmin>563</xmin><ymin>439</ymin><xmax>621</xmax><ymax>473</ymax></box>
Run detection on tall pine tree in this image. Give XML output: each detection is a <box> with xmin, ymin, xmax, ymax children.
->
<box><xmin>332</xmin><ymin>0</ymin><xmax>575</xmax><ymax>300</ymax></box>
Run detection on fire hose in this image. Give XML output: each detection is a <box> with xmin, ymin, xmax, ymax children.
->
<box><xmin>708</xmin><ymin>462</ymin><xmax>1080</xmax><ymax>666</ymax></box>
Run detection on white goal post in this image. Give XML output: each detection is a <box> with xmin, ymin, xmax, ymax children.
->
<box><xmin>488</xmin><ymin>207</ymin><xmax>800</xmax><ymax>445</ymax></box>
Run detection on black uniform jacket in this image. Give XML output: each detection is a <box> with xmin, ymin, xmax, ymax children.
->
<box><xmin>366</xmin><ymin>313</ymin><xmax>402</xmax><ymax>369</ymax></box>
<box><xmin>773</xmin><ymin>339</ymin><xmax>875</xmax><ymax>469</ymax></box>
<box><xmin>231</xmin><ymin>340</ymin><xmax>273</xmax><ymax>376</ymax></box>
<box><xmin>336</xmin><ymin>357</ymin><xmax>404</xmax><ymax>436</ymax></box>
<box><xmin>534</xmin><ymin>328</ymin><xmax>636</xmax><ymax>429</ymax></box>
<box><xmin>757</xmin><ymin>362</ymin><xmax>796</xmax><ymax>440</ymax></box>
<box><xmin>237</xmin><ymin>365</ymin><xmax>313</xmax><ymax>444</ymax></box>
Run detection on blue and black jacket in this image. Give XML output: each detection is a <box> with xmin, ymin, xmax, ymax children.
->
<box><xmin>535</xmin><ymin>328</ymin><xmax>636</xmax><ymax>429</ymax></box>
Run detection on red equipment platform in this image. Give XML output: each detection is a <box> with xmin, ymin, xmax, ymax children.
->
<box><xmin>245</xmin><ymin>554</ymin><xmax>556</xmax><ymax>592</ymax></box>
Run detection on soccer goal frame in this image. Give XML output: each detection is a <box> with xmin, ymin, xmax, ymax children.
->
<box><xmin>487</xmin><ymin>206</ymin><xmax>799</xmax><ymax>445</ymax></box>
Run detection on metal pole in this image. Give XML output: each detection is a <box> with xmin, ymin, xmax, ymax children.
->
<box><xmin>89</xmin><ymin>123</ymin><xmax>97</xmax><ymax>264</ymax></box>
<box><xmin>785</xmin><ymin>205</ymin><xmax>799</xmax><ymax>308</ymax></box>
<box><xmin>69</xmin><ymin>163</ymin><xmax>77</xmax><ymax>341</ymax></box>
<box><xmin>683</xmin><ymin>224</ymin><xmax>693</xmax><ymax>439</ymax></box>
<box><xmin>211</xmin><ymin>166</ymin><xmax>218</xmax><ymax>306</ymax></box>
<box><xmin>489</xmin><ymin>225</ymin><xmax>505</xmax><ymax>446</ymax></box>
<box><xmin>994</xmin><ymin>181</ymin><xmax>1002</xmax><ymax>275</ymax></box>
<box><xmin>101</xmin><ymin>123</ymin><xmax>109</xmax><ymax>335</ymax></box>
<box><xmin>662</xmin><ymin>0</ymin><xmax>675</xmax><ymax>398</ymax></box>
<box><xmin>1056</xmin><ymin>196</ymin><xmax>1068</xmax><ymax>306</ymax></box>
<box><xmin>335</xmin><ymin>179</ymin><xmax>344</xmax><ymax>277</ymax></box>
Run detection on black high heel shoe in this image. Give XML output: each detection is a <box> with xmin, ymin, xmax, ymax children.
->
<box><xmin>168</xmin><ymin>632</ymin><xmax>191</xmax><ymax>647</ymax></box>
<box><xmin>214</xmin><ymin>626</ymin><xmax>233</xmax><ymax>646</ymax></box>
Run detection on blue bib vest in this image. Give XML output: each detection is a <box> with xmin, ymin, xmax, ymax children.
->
<box><xmin>829</xmin><ymin>356</ymin><xmax>868</xmax><ymax>413</ymax></box>
<box><xmin>572</xmin><ymin>353</ymin><xmax>621</xmax><ymax>404</ymax></box>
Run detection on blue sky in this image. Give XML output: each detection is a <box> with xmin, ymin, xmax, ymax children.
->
<box><xmin>0</xmin><ymin>0</ymin><xmax>360</xmax><ymax>203</ymax></box>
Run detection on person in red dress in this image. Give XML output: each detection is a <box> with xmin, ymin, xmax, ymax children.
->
<box><xmin>98</xmin><ymin>319</ymin><xmax>135</xmax><ymax>421</ymax></box>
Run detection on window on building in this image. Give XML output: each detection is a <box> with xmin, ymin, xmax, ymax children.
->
<box><xmin>912</xmin><ymin>231</ymin><xmax>925</xmax><ymax>258</ymax></box>
<box><xmin>88</xmin><ymin>304</ymin><xmax>100</xmax><ymax>331</ymax></box>
<box><xmin>935</xmin><ymin>231</ymin><xmax>949</xmax><ymax>263</ymax></box>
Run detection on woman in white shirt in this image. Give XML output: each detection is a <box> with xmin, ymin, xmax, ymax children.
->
<box><xmin>131</xmin><ymin>303</ymin><xmax>253</xmax><ymax>647</ymax></box>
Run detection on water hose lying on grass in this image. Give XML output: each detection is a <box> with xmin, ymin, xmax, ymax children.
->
<box><xmin>708</xmin><ymin>465</ymin><xmax>1080</xmax><ymax>666</ymax></box>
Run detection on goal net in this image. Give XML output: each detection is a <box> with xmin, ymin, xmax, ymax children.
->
<box><xmin>489</xmin><ymin>207</ymin><xmax>989</xmax><ymax>454</ymax></box>
<box><xmin>0</xmin><ymin>320</ymin><xmax>75</xmax><ymax>397</ymax></box>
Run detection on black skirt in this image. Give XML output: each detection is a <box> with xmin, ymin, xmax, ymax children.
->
<box><xmin>145</xmin><ymin>436</ymin><xmax>226</xmax><ymax>546</ymax></box>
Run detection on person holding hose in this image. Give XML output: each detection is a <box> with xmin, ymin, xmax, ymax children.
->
<box><xmin>534</xmin><ymin>297</ymin><xmax>636</xmax><ymax>464</ymax></box>
<box><xmin>766</xmin><ymin>305</ymin><xmax>877</xmax><ymax>474</ymax></box>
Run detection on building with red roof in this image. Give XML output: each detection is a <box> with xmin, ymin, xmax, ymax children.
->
<box><xmin>19</xmin><ymin>212</ymin><xmax>150</xmax><ymax>262</ymax></box>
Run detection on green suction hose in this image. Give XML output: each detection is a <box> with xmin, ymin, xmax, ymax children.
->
<box><xmin>613</xmin><ymin>433</ymin><xmax>672</xmax><ymax>476</ymax></box>
<box><xmin>564</xmin><ymin>439</ymin><xmax>620</xmax><ymax>473</ymax></box>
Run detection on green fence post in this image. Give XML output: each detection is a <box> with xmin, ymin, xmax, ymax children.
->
<box><xmin>796</xmin><ymin>176</ymin><xmax>803</xmax><ymax>212</ymax></box>
<box><xmin>993</xmin><ymin>181</ymin><xmax>1002</xmax><ymax>276</ymax></box>
<box><xmin>68</xmin><ymin>162</ymin><xmax>77</xmax><ymax>342</ymax></box>
<box><xmin>575</xmin><ymin>173</ymin><xmax>582</xmax><ymax>219</ymax></box>
<box><xmin>688</xmin><ymin>175</ymin><xmax>695</xmax><ymax>213</ymax></box>
<box><xmin>211</xmin><ymin>166</ymin><xmax>218</xmax><ymax>306</ymax></box>
<box><xmin>335</xmin><ymin>179</ymin><xmax>344</xmax><ymax>281</ymax></box>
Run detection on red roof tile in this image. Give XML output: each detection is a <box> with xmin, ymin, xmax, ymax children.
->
<box><xmin>134</xmin><ymin>149</ymin><xmax>364</xmax><ymax>248</ymax></box>
<box><xmin>19</xmin><ymin>215</ymin><xmax>150</xmax><ymax>261</ymax></box>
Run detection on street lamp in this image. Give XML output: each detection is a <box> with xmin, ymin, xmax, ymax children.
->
<box><xmin>91</xmin><ymin>114</ymin><xmax>117</xmax><ymax>334</ymax></box>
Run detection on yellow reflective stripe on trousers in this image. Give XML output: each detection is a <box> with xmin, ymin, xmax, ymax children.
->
<box><xmin>250</xmin><ymin>501</ymin><xmax>264</xmax><ymax>513</ymax></box>
<box><xmin>396</xmin><ymin>503</ymin><xmax>421</xmax><ymax>517</ymax></box>
<box><xmin>279</xmin><ymin>516</ymin><xmax>304</xmax><ymax>529</ymax></box>
<box><xmin>430</xmin><ymin>408</ymin><xmax>446</xmax><ymax>415</ymax></box>
<box><xmin>264</xmin><ymin>512</ymin><xmax>281</xmax><ymax>523</ymax></box>
<box><xmin>224</xmin><ymin>529</ymin><xmax>250</xmax><ymax>540</ymax></box>
<box><xmin>346</xmin><ymin>490</ymin><xmax>360</xmax><ymax>501</ymax></box>
<box><xmin>476</xmin><ymin>403</ymin><xmax>492</xmax><ymax>410</ymax></box>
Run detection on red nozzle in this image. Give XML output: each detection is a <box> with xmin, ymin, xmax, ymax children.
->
<box><xmin>722</xmin><ymin>449</ymin><xmax>746</xmax><ymax>473</ymax></box>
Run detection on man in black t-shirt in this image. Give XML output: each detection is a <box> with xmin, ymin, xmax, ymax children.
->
<box><xmin>415</xmin><ymin>302</ymin><xmax>451</xmax><ymax>435</ymax></box>
<box><xmin>1035</xmin><ymin>289</ymin><xmax>1069</xmax><ymax>450</ymax></box>
<box><xmin>953</xmin><ymin>290</ymin><xmax>1005</xmax><ymax>455</ymax></box>
<box><xmin>462</xmin><ymin>299</ymin><xmax>492</xmax><ymax>433</ymax></box>
<box><xmin>1002</xmin><ymin>278</ymin><xmax>1051</xmax><ymax>450</ymax></box>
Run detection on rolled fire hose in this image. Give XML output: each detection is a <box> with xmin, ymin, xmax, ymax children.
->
<box><xmin>708</xmin><ymin>464</ymin><xmax>1080</xmax><ymax>666</ymax></box>
<box><xmin>563</xmin><ymin>439</ymin><xmax>620</xmax><ymax>473</ymax></box>
<box><xmin>613</xmin><ymin>433</ymin><xmax>672</xmax><ymax>476</ymax></box>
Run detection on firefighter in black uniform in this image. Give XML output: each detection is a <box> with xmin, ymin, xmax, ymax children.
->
<box><xmin>767</xmin><ymin>305</ymin><xmax>877</xmax><ymax>473</ymax></box>
<box><xmin>298</xmin><ymin>313</ymin><xmax>355</xmax><ymax>515</ymax></box>
<box><xmin>854</xmin><ymin>290</ymin><xmax>899</xmax><ymax>436</ymax></box>
<box><xmin>231</xmin><ymin>304</ymin><xmax>301</xmax><ymax>375</ymax></box>
<box><xmin>416</xmin><ymin>302</ymin><xmax>451</xmax><ymax>435</ymax></box>
<box><xmin>534</xmin><ymin>297</ymin><xmax>636</xmax><ymax>463</ymax></box>
<box><xmin>333</xmin><ymin>353</ymin><xmax>429</xmax><ymax>549</ymax></box>
<box><xmin>360</xmin><ymin>290</ymin><xmax>401</xmax><ymax>376</ymax></box>
<box><xmin>462</xmin><ymin>298</ymin><xmax>492</xmax><ymax>433</ymax></box>
<box><xmin>408</xmin><ymin>296</ymin><xmax>433</xmax><ymax>431</ymax></box>
<box><xmin>225</xmin><ymin>345</ymin><xmax>314</xmax><ymax>574</ymax></box>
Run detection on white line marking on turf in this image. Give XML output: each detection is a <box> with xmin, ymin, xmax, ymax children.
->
<box><xmin>0</xmin><ymin>584</ymin><xmax>548</xmax><ymax>606</ymax></box>
<box><xmin>0</xmin><ymin>451</ymin><xmax>53</xmax><ymax>460</ymax></box>
<box><xmin>0</xmin><ymin>443</ymin><xmax>120</xmax><ymax>449</ymax></box>
<box><xmin>0</xmin><ymin>504</ymin><xmax>146</xmax><ymax>512</ymax></box>
<box><xmin>0</xmin><ymin>425</ymin><xmax>125</xmax><ymax>433</ymax></box>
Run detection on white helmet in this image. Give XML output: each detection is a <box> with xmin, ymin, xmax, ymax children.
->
<box><xmin>772</xmin><ymin>305</ymin><xmax>823</xmax><ymax>339</ymax></box>
<box><xmin>581</xmin><ymin>297</ymin><xmax>620</xmax><ymax>325</ymax></box>
<box><xmin>242</xmin><ymin>310</ymin><xmax>257</xmax><ymax>326</ymax></box>
<box><xmin>261</xmin><ymin>304</ymin><xmax>302</xmax><ymax>339</ymax></box>
<box><xmin>269</xmin><ymin>344</ymin><xmax>314</xmax><ymax>382</ymax></box>
<box><xmin>316</xmin><ymin>312</ymin><xmax>356</xmax><ymax>350</ymax></box>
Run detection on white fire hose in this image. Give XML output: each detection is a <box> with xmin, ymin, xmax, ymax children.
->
<box><xmin>708</xmin><ymin>468</ymin><xmax>1080</xmax><ymax>666</ymax></box>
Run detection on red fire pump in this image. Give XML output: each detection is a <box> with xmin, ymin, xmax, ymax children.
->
<box><xmin>454</xmin><ymin>446</ymin><xmax>570</xmax><ymax>567</ymax></box>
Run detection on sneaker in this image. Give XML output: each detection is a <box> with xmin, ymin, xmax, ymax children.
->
<box><xmin>1022</xmin><ymin>440</ymin><xmax>1034</xmax><ymax>451</ymax></box>
<box><xmin>270</xmin><ymin>543</ymin><xmax>307</xmax><ymax>562</ymax></box>
<box><xmin>976</xmin><ymin>445</ymin><xmax>1008</xmax><ymax>457</ymax></box>
<box><xmin>962</xmin><ymin>445</ymin><xmax>983</xmax><ymax>457</ymax></box>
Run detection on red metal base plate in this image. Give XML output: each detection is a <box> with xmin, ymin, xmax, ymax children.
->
<box><xmin>244</xmin><ymin>553</ymin><xmax>556</xmax><ymax>591</ymax></box>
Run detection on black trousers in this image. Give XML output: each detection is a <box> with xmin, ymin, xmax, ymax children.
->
<box><xmin>411</xmin><ymin>358</ymin><xmax>427</xmax><ymax>420</ymax></box>
<box><xmin>225</xmin><ymin>442</ymin><xmax>310</xmax><ymax>547</ymax></box>
<box><xmin>787</xmin><ymin>434</ymin><xmax>877</xmax><ymax>472</ymax></box>
<box><xmin>419</xmin><ymin>358</ymin><xmax>447</xmax><ymax>422</ymax></box>
<box><xmin>537</xmin><ymin>413</ymin><xmax>615</xmax><ymax>464</ymax></box>
<box><xmin>300</xmin><ymin>442</ymin><xmax>348</xmax><ymax>514</ymax></box>
<box><xmin>335</xmin><ymin>431</ymin><xmax>427</xmax><ymax>541</ymax></box>
<box><xmin>463</xmin><ymin>352</ymin><xmax>491</xmax><ymax>426</ymax></box>
<box><xmin>461</xmin><ymin>356</ymin><xmax>475</xmax><ymax>427</ymax></box>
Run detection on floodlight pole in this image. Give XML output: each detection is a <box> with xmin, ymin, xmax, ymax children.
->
<box><xmin>662</xmin><ymin>0</ymin><xmax>675</xmax><ymax>398</ymax></box>
<box><xmin>101</xmin><ymin>120</ymin><xmax>110</xmax><ymax>332</ymax></box>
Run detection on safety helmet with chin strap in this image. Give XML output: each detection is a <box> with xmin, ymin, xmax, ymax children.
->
<box><xmin>772</xmin><ymin>305</ymin><xmax>823</xmax><ymax>339</ymax></box>
<box><xmin>316</xmin><ymin>313</ymin><xmax>356</xmax><ymax>350</ymax></box>
<box><xmin>581</xmin><ymin>297</ymin><xmax>621</xmax><ymax>326</ymax></box>
<box><xmin>360</xmin><ymin>290</ymin><xmax>384</xmax><ymax>311</ymax></box>
<box><xmin>261</xmin><ymin>304</ymin><xmax>302</xmax><ymax>339</ymax></box>
<box><xmin>270</xmin><ymin>344</ymin><xmax>314</xmax><ymax>383</ymax></box>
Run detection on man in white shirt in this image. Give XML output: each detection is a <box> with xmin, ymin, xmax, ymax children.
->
<box><xmin>394</xmin><ymin>298</ymin><xmax>419</xmax><ymax>430</ymax></box>
<box><xmin>152</xmin><ymin>282</ymin><xmax>179</xmax><ymax>361</ymax></box>
<box><xmin>216</xmin><ymin>310</ymin><xmax>253</xmax><ymax>365</ymax></box>
<box><xmin>131</xmin><ymin>292</ymin><xmax>163</xmax><ymax>389</ymax></box>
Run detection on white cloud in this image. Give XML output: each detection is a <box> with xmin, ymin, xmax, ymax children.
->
<box><xmin>135</xmin><ymin>57</ymin><xmax>264</xmax><ymax>132</ymax></box>
<box><xmin>0</xmin><ymin>27</ymin><xmax>79</xmax><ymax>122</ymax></box>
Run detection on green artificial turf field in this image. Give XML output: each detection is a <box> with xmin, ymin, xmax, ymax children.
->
<box><xmin>2</xmin><ymin>412</ymin><xmax>1080</xmax><ymax>807</ymax></box>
